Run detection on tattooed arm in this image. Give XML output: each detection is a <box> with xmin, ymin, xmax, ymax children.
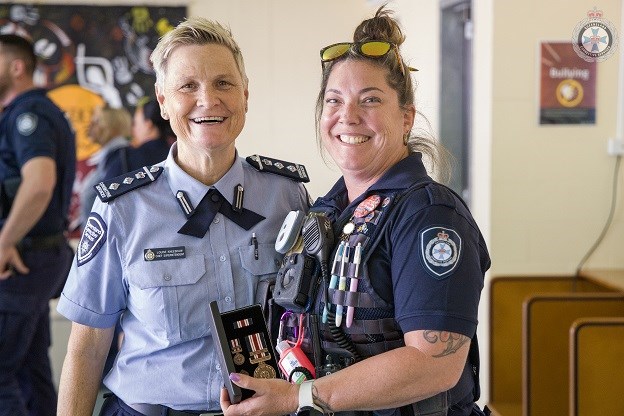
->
<box><xmin>308</xmin><ymin>329</ymin><xmax>471</xmax><ymax>414</ymax></box>
<box><xmin>222</xmin><ymin>329</ymin><xmax>470</xmax><ymax>416</ymax></box>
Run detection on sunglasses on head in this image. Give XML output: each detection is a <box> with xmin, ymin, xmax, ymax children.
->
<box><xmin>320</xmin><ymin>41</ymin><xmax>417</xmax><ymax>76</ymax></box>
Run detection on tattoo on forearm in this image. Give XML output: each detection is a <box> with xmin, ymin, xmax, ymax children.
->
<box><xmin>312</xmin><ymin>383</ymin><xmax>335</xmax><ymax>414</ymax></box>
<box><xmin>423</xmin><ymin>331</ymin><xmax>469</xmax><ymax>357</ymax></box>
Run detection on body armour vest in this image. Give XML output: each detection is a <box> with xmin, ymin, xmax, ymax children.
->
<box><xmin>278</xmin><ymin>180</ymin><xmax>480</xmax><ymax>416</ymax></box>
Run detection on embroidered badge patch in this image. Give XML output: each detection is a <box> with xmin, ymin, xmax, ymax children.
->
<box><xmin>16</xmin><ymin>113</ymin><xmax>38</xmax><ymax>136</ymax></box>
<box><xmin>77</xmin><ymin>213</ymin><xmax>107</xmax><ymax>266</ymax></box>
<box><xmin>419</xmin><ymin>227</ymin><xmax>461</xmax><ymax>279</ymax></box>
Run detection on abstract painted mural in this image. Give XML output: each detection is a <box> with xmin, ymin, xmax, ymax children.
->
<box><xmin>0</xmin><ymin>3</ymin><xmax>186</xmax><ymax>234</ymax></box>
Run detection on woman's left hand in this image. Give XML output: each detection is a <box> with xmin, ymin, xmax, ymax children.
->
<box><xmin>220</xmin><ymin>372</ymin><xmax>299</xmax><ymax>416</ymax></box>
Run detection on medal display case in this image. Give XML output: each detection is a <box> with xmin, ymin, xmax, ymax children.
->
<box><xmin>208</xmin><ymin>301</ymin><xmax>279</xmax><ymax>404</ymax></box>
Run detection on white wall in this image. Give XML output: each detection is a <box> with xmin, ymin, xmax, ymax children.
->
<box><xmin>491</xmin><ymin>0</ymin><xmax>624</xmax><ymax>274</ymax></box>
<box><xmin>186</xmin><ymin>0</ymin><xmax>440</xmax><ymax>200</ymax></box>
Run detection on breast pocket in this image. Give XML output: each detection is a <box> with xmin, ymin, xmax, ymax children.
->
<box><xmin>127</xmin><ymin>254</ymin><xmax>207</xmax><ymax>341</ymax></box>
<box><xmin>238</xmin><ymin>243</ymin><xmax>281</xmax><ymax>300</ymax></box>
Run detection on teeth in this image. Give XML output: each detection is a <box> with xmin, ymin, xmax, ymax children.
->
<box><xmin>339</xmin><ymin>135</ymin><xmax>369</xmax><ymax>144</ymax></box>
<box><xmin>193</xmin><ymin>116</ymin><xmax>225</xmax><ymax>123</ymax></box>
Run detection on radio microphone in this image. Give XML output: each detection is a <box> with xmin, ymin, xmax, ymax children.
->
<box><xmin>301</xmin><ymin>214</ymin><xmax>333</xmax><ymax>265</ymax></box>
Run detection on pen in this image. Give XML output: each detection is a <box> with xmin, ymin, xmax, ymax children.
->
<box><xmin>346</xmin><ymin>242</ymin><xmax>362</xmax><ymax>328</ymax></box>
<box><xmin>335</xmin><ymin>244</ymin><xmax>350</xmax><ymax>327</ymax></box>
<box><xmin>323</xmin><ymin>241</ymin><xmax>344</xmax><ymax>323</ymax></box>
<box><xmin>252</xmin><ymin>233</ymin><xmax>258</xmax><ymax>260</ymax></box>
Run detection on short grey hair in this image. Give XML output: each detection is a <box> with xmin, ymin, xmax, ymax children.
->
<box><xmin>150</xmin><ymin>17</ymin><xmax>248</xmax><ymax>89</ymax></box>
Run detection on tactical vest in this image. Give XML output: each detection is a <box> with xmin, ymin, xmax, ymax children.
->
<box><xmin>278</xmin><ymin>180</ymin><xmax>481</xmax><ymax>416</ymax></box>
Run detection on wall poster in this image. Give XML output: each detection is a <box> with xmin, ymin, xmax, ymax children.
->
<box><xmin>0</xmin><ymin>3</ymin><xmax>187</xmax><ymax>235</ymax></box>
<box><xmin>540</xmin><ymin>41</ymin><xmax>597</xmax><ymax>125</ymax></box>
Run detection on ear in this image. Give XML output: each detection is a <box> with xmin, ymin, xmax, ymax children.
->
<box><xmin>10</xmin><ymin>58</ymin><xmax>25</xmax><ymax>78</ymax></box>
<box><xmin>155</xmin><ymin>83</ymin><xmax>168</xmax><ymax>120</ymax></box>
<box><xmin>244</xmin><ymin>88</ymin><xmax>249</xmax><ymax>113</ymax></box>
<box><xmin>403</xmin><ymin>104</ymin><xmax>416</xmax><ymax>134</ymax></box>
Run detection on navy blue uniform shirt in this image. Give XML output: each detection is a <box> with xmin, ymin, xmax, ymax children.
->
<box><xmin>0</xmin><ymin>88</ymin><xmax>75</xmax><ymax>235</ymax></box>
<box><xmin>312</xmin><ymin>154</ymin><xmax>490</xmax><ymax>415</ymax></box>
<box><xmin>316</xmin><ymin>153</ymin><xmax>490</xmax><ymax>339</ymax></box>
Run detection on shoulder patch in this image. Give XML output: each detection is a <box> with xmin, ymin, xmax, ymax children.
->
<box><xmin>94</xmin><ymin>165</ymin><xmax>163</xmax><ymax>202</ymax></box>
<box><xmin>77</xmin><ymin>213</ymin><xmax>107</xmax><ymax>266</ymax></box>
<box><xmin>16</xmin><ymin>112</ymin><xmax>38</xmax><ymax>136</ymax></box>
<box><xmin>419</xmin><ymin>226</ymin><xmax>462</xmax><ymax>280</ymax></box>
<box><xmin>246</xmin><ymin>154</ymin><xmax>309</xmax><ymax>183</ymax></box>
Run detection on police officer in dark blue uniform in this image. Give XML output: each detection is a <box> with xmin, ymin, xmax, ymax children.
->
<box><xmin>221</xmin><ymin>7</ymin><xmax>490</xmax><ymax>416</ymax></box>
<box><xmin>0</xmin><ymin>34</ymin><xmax>76</xmax><ymax>416</ymax></box>
<box><xmin>102</xmin><ymin>98</ymin><xmax>173</xmax><ymax>179</ymax></box>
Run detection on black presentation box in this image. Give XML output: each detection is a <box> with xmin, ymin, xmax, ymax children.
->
<box><xmin>208</xmin><ymin>301</ymin><xmax>279</xmax><ymax>404</ymax></box>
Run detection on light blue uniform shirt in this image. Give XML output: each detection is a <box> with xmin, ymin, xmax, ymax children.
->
<box><xmin>58</xmin><ymin>144</ymin><xmax>309</xmax><ymax>410</ymax></box>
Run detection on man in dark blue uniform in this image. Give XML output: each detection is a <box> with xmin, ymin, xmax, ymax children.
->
<box><xmin>0</xmin><ymin>34</ymin><xmax>76</xmax><ymax>416</ymax></box>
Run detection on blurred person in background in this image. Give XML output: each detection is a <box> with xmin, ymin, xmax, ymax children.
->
<box><xmin>0</xmin><ymin>33</ymin><xmax>75</xmax><ymax>416</ymax></box>
<box><xmin>79</xmin><ymin>105</ymin><xmax>131</xmax><ymax>228</ymax></box>
<box><xmin>102</xmin><ymin>97</ymin><xmax>174</xmax><ymax>178</ymax></box>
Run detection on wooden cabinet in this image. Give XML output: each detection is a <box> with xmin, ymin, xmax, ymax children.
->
<box><xmin>488</xmin><ymin>271</ymin><xmax>624</xmax><ymax>416</ymax></box>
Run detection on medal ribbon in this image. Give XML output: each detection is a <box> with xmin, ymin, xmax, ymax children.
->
<box><xmin>234</xmin><ymin>318</ymin><xmax>253</xmax><ymax>329</ymax></box>
<box><xmin>230</xmin><ymin>338</ymin><xmax>242</xmax><ymax>352</ymax></box>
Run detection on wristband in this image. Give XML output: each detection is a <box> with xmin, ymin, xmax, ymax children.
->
<box><xmin>296</xmin><ymin>380</ymin><xmax>324</xmax><ymax>415</ymax></box>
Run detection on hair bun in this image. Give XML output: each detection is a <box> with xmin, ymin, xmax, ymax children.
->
<box><xmin>353</xmin><ymin>6</ymin><xmax>405</xmax><ymax>46</ymax></box>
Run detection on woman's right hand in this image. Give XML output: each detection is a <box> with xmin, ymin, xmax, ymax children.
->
<box><xmin>221</xmin><ymin>372</ymin><xmax>299</xmax><ymax>416</ymax></box>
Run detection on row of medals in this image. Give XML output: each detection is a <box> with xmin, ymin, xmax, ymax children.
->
<box><xmin>230</xmin><ymin>334</ymin><xmax>276</xmax><ymax>379</ymax></box>
<box><xmin>226</xmin><ymin>195</ymin><xmax>384</xmax><ymax>380</ymax></box>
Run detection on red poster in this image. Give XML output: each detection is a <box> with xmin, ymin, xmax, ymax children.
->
<box><xmin>540</xmin><ymin>41</ymin><xmax>597</xmax><ymax>124</ymax></box>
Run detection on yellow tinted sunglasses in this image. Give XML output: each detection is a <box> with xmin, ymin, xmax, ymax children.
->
<box><xmin>320</xmin><ymin>41</ymin><xmax>417</xmax><ymax>76</ymax></box>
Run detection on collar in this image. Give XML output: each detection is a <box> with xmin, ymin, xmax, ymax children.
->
<box><xmin>2</xmin><ymin>88</ymin><xmax>47</xmax><ymax>112</ymax></box>
<box><xmin>367</xmin><ymin>153</ymin><xmax>430</xmax><ymax>191</ymax></box>
<box><xmin>87</xmin><ymin>136</ymin><xmax>129</xmax><ymax>165</ymax></box>
<box><xmin>314</xmin><ymin>153</ymin><xmax>431</xmax><ymax>211</ymax></box>
<box><xmin>164</xmin><ymin>143</ymin><xmax>246</xmax><ymax>211</ymax></box>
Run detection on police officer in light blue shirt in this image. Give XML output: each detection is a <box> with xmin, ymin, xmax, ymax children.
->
<box><xmin>56</xmin><ymin>17</ymin><xmax>310</xmax><ymax>416</ymax></box>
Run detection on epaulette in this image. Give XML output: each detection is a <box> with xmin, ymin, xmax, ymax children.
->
<box><xmin>426</xmin><ymin>183</ymin><xmax>459</xmax><ymax>209</ymax></box>
<box><xmin>245</xmin><ymin>154</ymin><xmax>310</xmax><ymax>183</ymax></box>
<box><xmin>94</xmin><ymin>165</ymin><xmax>163</xmax><ymax>203</ymax></box>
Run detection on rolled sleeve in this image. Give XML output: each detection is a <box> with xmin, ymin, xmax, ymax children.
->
<box><xmin>56</xmin><ymin>199</ymin><xmax>127</xmax><ymax>328</ymax></box>
<box><xmin>56</xmin><ymin>293</ymin><xmax>122</xmax><ymax>328</ymax></box>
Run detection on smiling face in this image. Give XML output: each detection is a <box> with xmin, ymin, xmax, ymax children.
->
<box><xmin>320</xmin><ymin>59</ymin><xmax>415</xmax><ymax>182</ymax></box>
<box><xmin>155</xmin><ymin>43</ymin><xmax>248</xmax><ymax>158</ymax></box>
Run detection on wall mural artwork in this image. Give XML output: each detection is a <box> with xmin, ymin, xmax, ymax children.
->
<box><xmin>0</xmin><ymin>3</ymin><xmax>187</xmax><ymax>235</ymax></box>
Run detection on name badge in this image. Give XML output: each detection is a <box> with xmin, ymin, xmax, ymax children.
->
<box><xmin>144</xmin><ymin>246</ymin><xmax>186</xmax><ymax>261</ymax></box>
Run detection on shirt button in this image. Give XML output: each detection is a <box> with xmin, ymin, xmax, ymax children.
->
<box><xmin>164</xmin><ymin>274</ymin><xmax>172</xmax><ymax>281</ymax></box>
<box><xmin>225</xmin><ymin>296</ymin><xmax>232</xmax><ymax>303</ymax></box>
<box><xmin>216</xmin><ymin>363</ymin><xmax>221</xmax><ymax>371</ymax></box>
<box><xmin>213</xmin><ymin>217</ymin><xmax>220</xmax><ymax>224</ymax></box>
<box><xmin>219</xmin><ymin>255</ymin><xmax>226</xmax><ymax>262</ymax></box>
